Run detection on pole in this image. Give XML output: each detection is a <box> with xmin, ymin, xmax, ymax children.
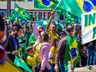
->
<box><xmin>7</xmin><ymin>0</ymin><xmax>11</xmax><ymax>17</ymax></box>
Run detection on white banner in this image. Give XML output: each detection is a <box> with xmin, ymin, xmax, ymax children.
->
<box><xmin>81</xmin><ymin>11</ymin><xmax>96</xmax><ymax>44</ymax></box>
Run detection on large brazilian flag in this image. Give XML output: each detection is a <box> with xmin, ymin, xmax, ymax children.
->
<box><xmin>34</xmin><ymin>0</ymin><xmax>57</xmax><ymax>9</ymax></box>
<box><xmin>56</xmin><ymin>0</ymin><xmax>96</xmax><ymax>17</ymax></box>
<box><xmin>64</xmin><ymin>35</ymin><xmax>79</xmax><ymax>67</ymax></box>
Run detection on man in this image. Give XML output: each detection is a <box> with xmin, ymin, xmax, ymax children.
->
<box><xmin>5</xmin><ymin>25</ymin><xmax>18</xmax><ymax>62</ymax></box>
<box><xmin>55</xmin><ymin>25</ymin><xmax>79</xmax><ymax>72</ymax></box>
<box><xmin>46</xmin><ymin>10</ymin><xmax>59</xmax><ymax>43</ymax></box>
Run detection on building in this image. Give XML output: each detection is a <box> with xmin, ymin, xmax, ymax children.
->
<box><xmin>0</xmin><ymin>1</ymin><xmax>64</xmax><ymax>23</ymax></box>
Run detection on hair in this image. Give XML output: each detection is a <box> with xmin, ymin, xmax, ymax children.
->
<box><xmin>66</xmin><ymin>25</ymin><xmax>74</xmax><ymax>32</ymax></box>
<box><xmin>59</xmin><ymin>31</ymin><xmax>67</xmax><ymax>36</ymax></box>
<box><xmin>17</xmin><ymin>25</ymin><xmax>22</xmax><ymax>31</ymax></box>
<box><xmin>52</xmin><ymin>37</ymin><xmax>58</xmax><ymax>47</ymax></box>
<box><xmin>40</xmin><ymin>32</ymin><xmax>50</xmax><ymax>42</ymax></box>
<box><xmin>0</xmin><ymin>15</ymin><xmax>5</xmax><ymax>31</ymax></box>
<box><xmin>12</xmin><ymin>26</ymin><xmax>18</xmax><ymax>31</ymax></box>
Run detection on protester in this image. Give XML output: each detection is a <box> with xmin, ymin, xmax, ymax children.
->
<box><xmin>26</xmin><ymin>48</ymin><xmax>40</xmax><ymax>72</ymax></box>
<box><xmin>16</xmin><ymin>25</ymin><xmax>27</xmax><ymax>60</ymax></box>
<box><xmin>5</xmin><ymin>25</ymin><xmax>18</xmax><ymax>62</ymax></box>
<box><xmin>39</xmin><ymin>32</ymin><xmax>52</xmax><ymax>72</ymax></box>
<box><xmin>46</xmin><ymin>10</ymin><xmax>59</xmax><ymax>43</ymax></box>
<box><xmin>49</xmin><ymin>37</ymin><xmax>59</xmax><ymax>72</ymax></box>
<box><xmin>24</xmin><ymin>25</ymin><xmax>31</xmax><ymax>46</ymax></box>
<box><xmin>55</xmin><ymin>24</ymin><xmax>79</xmax><ymax>72</ymax></box>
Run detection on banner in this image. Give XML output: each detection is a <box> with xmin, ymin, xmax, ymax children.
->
<box><xmin>81</xmin><ymin>11</ymin><xmax>96</xmax><ymax>44</ymax></box>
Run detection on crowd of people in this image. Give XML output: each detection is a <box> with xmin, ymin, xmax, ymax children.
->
<box><xmin>0</xmin><ymin>10</ymin><xmax>96</xmax><ymax>72</ymax></box>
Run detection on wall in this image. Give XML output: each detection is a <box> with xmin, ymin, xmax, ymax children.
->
<box><xmin>0</xmin><ymin>1</ymin><xmax>34</xmax><ymax>9</ymax></box>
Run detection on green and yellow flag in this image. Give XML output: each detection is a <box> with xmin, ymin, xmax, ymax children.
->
<box><xmin>14</xmin><ymin>3</ymin><xmax>33</xmax><ymax>22</ymax></box>
<box><xmin>56</xmin><ymin>0</ymin><xmax>96</xmax><ymax>17</ymax></box>
<box><xmin>34</xmin><ymin>0</ymin><xmax>57</xmax><ymax>9</ymax></box>
<box><xmin>64</xmin><ymin>35</ymin><xmax>79</xmax><ymax>67</ymax></box>
<box><xmin>14</xmin><ymin>56</ymin><xmax>32</xmax><ymax>72</ymax></box>
<box><xmin>28</xmin><ymin>33</ymin><xmax>36</xmax><ymax>46</ymax></box>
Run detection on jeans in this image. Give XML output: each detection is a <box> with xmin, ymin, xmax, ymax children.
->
<box><xmin>50</xmin><ymin>64</ymin><xmax>55</xmax><ymax>72</ymax></box>
<box><xmin>93</xmin><ymin>50</ymin><xmax>96</xmax><ymax>64</ymax></box>
<box><xmin>87</xmin><ymin>48</ymin><xmax>94</xmax><ymax>65</ymax></box>
<box><xmin>42</xmin><ymin>67</ymin><xmax>53</xmax><ymax>72</ymax></box>
<box><xmin>59</xmin><ymin>62</ymin><xmax>67</xmax><ymax>72</ymax></box>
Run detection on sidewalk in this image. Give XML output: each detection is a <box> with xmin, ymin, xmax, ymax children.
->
<box><xmin>74</xmin><ymin>65</ymin><xmax>96</xmax><ymax>72</ymax></box>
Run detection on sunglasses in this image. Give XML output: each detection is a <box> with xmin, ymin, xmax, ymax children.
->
<box><xmin>60</xmin><ymin>33</ymin><xmax>64</xmax><ymax>36</ymax></box>
<box><xmin>67</xmin><ymin>29</ymin><xmax>74</xmax><ymax>32</ymax></box>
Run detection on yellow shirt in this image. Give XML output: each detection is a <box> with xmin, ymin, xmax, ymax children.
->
<box><xmin>26</xmin><ymin>53</ymin><xmax>40</xmax><ymax>67</ymax></box>
<box><xmin>35</xmin><ymin>43</ymin><xmax>42</xmax><ymax>54</ymax></box>
<box><xmin>49</xmin><ymin>46</ymin><xmax>58</xmax><ymax>64</ymax></box>
<box><xmin>47</xmin><ymin>30</ymin><xmax>59</xmax><ymax>42</ymax></box>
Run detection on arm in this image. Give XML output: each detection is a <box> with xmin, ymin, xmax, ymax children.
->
<box><xmin>46</xmin><ymin>10</ymin><xmax>55</xmax><ymax>32</ymax></box>
<box><xmin>33</xmin><ymin>37</ymin><xmax>40</xmax><ymax>50</ymax></box>
<box><xmin>55</xmin><ymin>38</ymin><xmax>66</xmax><ymax>72</ymax></box>
<box><xmin>40</xmin><ymin>46</ymin><xmax>48</xmax><ymax>70</ymax></box>
<box><xmin>32</xmin><ymin>23</ymin><xmax>39</xmax><ymax>39</ymax></box>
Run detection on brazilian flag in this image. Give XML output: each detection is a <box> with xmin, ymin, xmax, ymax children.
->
<box><xmin>34</xmin><ymin>0</ymin><xmax>57</xmax><ymax>9</ymax></box>
<box><xmin>14</xmin><ymin>3</ymin><xmax>33</xmax><ymax>22</ymax></box>
<box><xmin>28</xmin><ymin>33</ymin><xmax>36</xmax><ymax>46</ymax></box>
<box><xmin>14</xmin><ymin>56</ymin><xmax>32</xmax><ymax>72</ymax></box>
<box><xmin>56</xmin><ymin>0</ymin><xmax>96</xmax><ymax>18</ymax></box>
<box><xmin>64</xmin><ymin>35</ymin><xmax>80</xmax><ymax>68</ymax></box>
<box><xmin>6</xmin><ymin>10</ymin><xmax>18</xmax><ymax>22</ymax></box>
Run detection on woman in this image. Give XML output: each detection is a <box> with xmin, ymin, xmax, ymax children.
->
<box><xmin>39</xmin><ymin>32</ymin><xmax>52</xmax><ymax>72</ymax></box>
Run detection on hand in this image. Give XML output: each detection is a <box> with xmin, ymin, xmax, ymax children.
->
<box><xmin>50</xmin><ymin>10</ymin><xmax>55</xmax><ymax>17</ymax></box>
<box><xmin>54</xmin><ymin>64</ymin><xmax>59</xmax><ymax>72</ymax></box>
<box><xmin>39</xmin><ymin>69</ymin><xmax>42</xmax><ymax>72</ymax></box>
<box><xmin>12</xmin><ymin>50</ymin><xmax>17</xmax><ymax>55</ymax></box>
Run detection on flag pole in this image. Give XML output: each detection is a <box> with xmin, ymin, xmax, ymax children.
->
<box><xmin>7</xmin><ymin>0</ymin><xmax>11</xmax><ymax>17</ymax></box>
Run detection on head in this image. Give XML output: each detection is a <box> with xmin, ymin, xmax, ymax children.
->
<box><xmin>40</xmin><ymin>32</ymin><xmax>50</xmax><ymax>42</ymax></box>
<box><xmin>11</xmin><ymin>26</ymin><xmax>18</xmax><ymax>35</ymax></box>
<box><xmin>27</xmin><ymin>48</ymin><xmax>35</xmax><ymax>56</ymax></box>
<box><xmin>17</xmin><ymin>25</ymin><xmax>23</xmax><ymax>36</ymax></box>
<box><xmin>38</xmin><ymin>26</ymin><xmax>44</xmax><ymax>34</ymax></box>
<box><xmin>50</xmin><ymin>23</ymin><xmax>56</xmax><ymax>33</ymax></box>
<box><xmin>66</xmin><ymin>25</ymin><xmax>75</xmax><ymax>37</ymax></box>
<box><xmin>59</xmin><ymin>31</ymin><xmax>67</xmax><ymax>39</ymax></box>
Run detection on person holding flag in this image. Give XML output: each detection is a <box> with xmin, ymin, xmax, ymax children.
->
<box><xmin>55</xmin><ymin>25</ymin><xmax>79</xmax><ymax>72</ymax></box>
<box><xmin>46</xmin><ymin>10</ymin><xmax>59</xmax><ymax>43</ymax></box>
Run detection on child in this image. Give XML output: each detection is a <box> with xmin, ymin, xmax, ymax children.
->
<box><xmin>49</xmin><ymin>38</ymin><xmax>59</xmax><ymax>72</ymax></box>
<box><xmin>26</xmin><ymin>48</ymin><xmax>40</xmax><ymax>72</ymax></box>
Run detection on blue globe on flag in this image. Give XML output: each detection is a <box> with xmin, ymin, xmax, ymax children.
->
<box><xmin>83</xmin><ymin>0</ymin><xmax>96</xmax><ymax>12</ymax></box>
<box><xmin>42</xmin><ymin>0</ymin><xmax>50</xmax><ymax>6</ymax></box>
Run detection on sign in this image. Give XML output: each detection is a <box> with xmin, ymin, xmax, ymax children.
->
<box><xmin>28</xmin><ymin>10</ymin><xmax>52</xmax><ymax>20</ymax></box>
<box><xmin>81</xmin><ymin>11</ymin><xmax>96</xmax><ymax>44</ymax></box>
